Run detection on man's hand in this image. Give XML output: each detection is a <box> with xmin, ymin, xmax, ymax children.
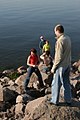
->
<box><xmin>51</xmin><ymin>67</ymin><xmax>56</xmax><ymax>74</ymax></box>
<box><xmin>32</xmin><ymin>65</ymin><xmax>36</xmax><ymax>67</ymax></box>
<box><xmin>51</xmin><ymin>68</ymin><xmax>54</xmax><ymax>74</ymax></box>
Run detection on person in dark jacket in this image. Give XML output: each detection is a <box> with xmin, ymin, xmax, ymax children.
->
<box><xmin>39</xmin><ymin>36</ymin><xmax>46</xmax><ymax>54</ymax></box>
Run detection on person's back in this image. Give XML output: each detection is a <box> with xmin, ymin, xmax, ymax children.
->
<box><xmin>50</xmin><ymin>24</ymin><xmax>72</xmax><ymax>106</ymax></box>
<box><xmin>40</xmin><ymin>51</ymin><xmax>53</xmax><ymax>73</ymax></box>
<box><xmin>54</xmin><ymin>34</ymin><xmax>71</xmax><ymax>68</ymax></box>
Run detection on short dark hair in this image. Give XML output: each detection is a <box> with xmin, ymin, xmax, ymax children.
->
<box><xmin>30</xmin><ymin>48</ymin><xmax>37</xmax><ymax>54</ymax></box>
<box><xmin>46</xmin><ymin>40</ymin><xmax>49</xmax><ymax>44</ymax></box>
<box><xmin>55</xmin><ymin>25</ymin><xmax>64</xmax><ymax>33</ymax></box>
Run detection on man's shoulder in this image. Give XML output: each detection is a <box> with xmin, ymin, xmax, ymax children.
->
<box><xmin>59</xmin><ymin>34</ymin><xmax>70</xmax><ymax>42</ymax></box>
<box><xmin>63</xmin><ymin>34</ymin><xmax>70</xmax><ymax>40</ymax></box>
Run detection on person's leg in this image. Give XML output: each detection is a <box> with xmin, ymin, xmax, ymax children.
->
<box><xmin>35</xmin><ymin>67</ymin><xmax>44</xmax><ymax>87</ymax></box>
<box><xmin>50</xmin><ymin>68</ymin><xmax>62</xmax><ymax>104</ymax></box>
<box><xmin>24</xmin><ymin>67</ymin><xmax>34</xmax><ymax>91</ymax></box>
<box><xmin>63</xmin><ymin>67</ymin><xmax>72</xmax><ymax>103</ymax></box>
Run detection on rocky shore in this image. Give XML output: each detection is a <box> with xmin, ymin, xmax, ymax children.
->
<box><xmin>0</xmin><ymin>60</ymin><xmax>80</xmax><ymax>120</ymax></box>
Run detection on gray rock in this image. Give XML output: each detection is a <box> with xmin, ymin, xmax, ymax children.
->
<box><xmin>15</xmin><ymin>73</ymin><xmax>27</xmax><ymax>86</ymax></box>
<box><xmin>78</xmin><ymin>65</ymin><xmax>80</xmax><ymax>72</ymax></box>
<box><xmin>24</xmin><ymin>95</ymin><xmax>80</xmax><ymax>120</ymax></box>
<box><xmin>15</xmin><ymin>103</ymin><xmax>24</xmax><ymax>115</ymax></box>
<box><xmin>0</xmin><ymin>77</ymin><xmax>10</xmax><ymax>84</ymax></box>
<box><xmin>16</xmin><ymin>95</ymin><xmax>23</xmax><ymax>104</ymax></box>
<box><xmin>24</xmin><ymin>96</ymin><xmax>46</xmax><ymax>119</ymax></box>
<box><xmin>8</xmin><ymin>80</ymin><xmax>14</xmax><ymax>86</ymax></box>
<box><xmin>0</xmin><ymin>84</ymin><xmax>3</xmax><ymax>101</ymax></box>
<box><xmin>22</xmin><ymin>94</ymin><xmax>34</xmax><ymax>104</ymax></box>
<box><xmin>3</xmin><ymin>88</ymin><xmax>18</xmax><ymax>103</ymax></box>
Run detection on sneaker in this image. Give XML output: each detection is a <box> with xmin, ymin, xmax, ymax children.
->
<box><xmin>47</xmin><ymin>100</ymin><xmax>59</xmax><ymax>106</ymax></box>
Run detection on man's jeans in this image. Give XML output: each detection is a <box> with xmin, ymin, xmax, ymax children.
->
<box><xmin>24</xmin><ymin>66</ymin><xmax>44</xmax><ymax>91</ymax></box>
<box><xmin>51</xmin><ymin>66</ymin><xmax>72</xmax><ymax>104</ymax></box>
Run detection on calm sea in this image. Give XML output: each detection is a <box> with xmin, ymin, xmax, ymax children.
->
<box><xmin>0</xmin><ymin>0</ymin><xmax>80</xmax><ymax>69</ymax></box>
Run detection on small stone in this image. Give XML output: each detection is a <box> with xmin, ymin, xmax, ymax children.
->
<box><xmin>15</xmin><ymin>103</ymin><xmax>24</xmax><ymax>115</ymax></box>
<box><xmin>8</xmin><ymin>80</ymin><xmax>14</xmax><ymax>86</ymax></box>
<box><xmin>16</xmin><ymin>95</ymin><xmax>23</xmax><ymax>103</ymax></box>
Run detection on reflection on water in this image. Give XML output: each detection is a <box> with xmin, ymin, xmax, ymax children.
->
<box><xmin>0</xmin><ymin>0</ymin><xmax>80</xmax><ymax>69</ymax></box>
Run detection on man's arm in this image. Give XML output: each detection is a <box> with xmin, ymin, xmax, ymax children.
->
<box><xmin>51</xmin><ymin>40</ymin><xmax>63</xmax><ymax>73</ymax></box>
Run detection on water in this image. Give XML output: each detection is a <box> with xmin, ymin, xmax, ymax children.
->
<box><xmin>0</xmin><ymin>0</ymin><xmax>80</xmax><ymax>69</ymax></box>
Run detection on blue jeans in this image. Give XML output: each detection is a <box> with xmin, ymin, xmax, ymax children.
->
<box><xmin>50</xmin><ymin>66</ymin><xmax>72</xmax><ymax>104</ymax></box>
<box><xmin>24</xmin><ymin>66</ymin><xmax>44</xmax><ymax>91</ymax></box>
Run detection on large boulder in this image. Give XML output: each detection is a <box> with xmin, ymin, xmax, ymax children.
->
<box><xmin>24</xmin><ymin>96</ymin><xmax>46</xmax><ymax>120</ymax></box>
<box><xmin>24</xmin><ymin>95</ymin><xmax>80</xmax><ymax>120</ymax></box>
<box><xmin>15</xmin><ymin>73</ymin><xmax>27</xmax><ymax>86</ymax></box>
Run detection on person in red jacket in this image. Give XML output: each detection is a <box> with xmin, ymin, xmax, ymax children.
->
<box><xmin>24</xmin><ymin>48</ymin><xmax>44</xmax><ymax>91</ymax></box>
